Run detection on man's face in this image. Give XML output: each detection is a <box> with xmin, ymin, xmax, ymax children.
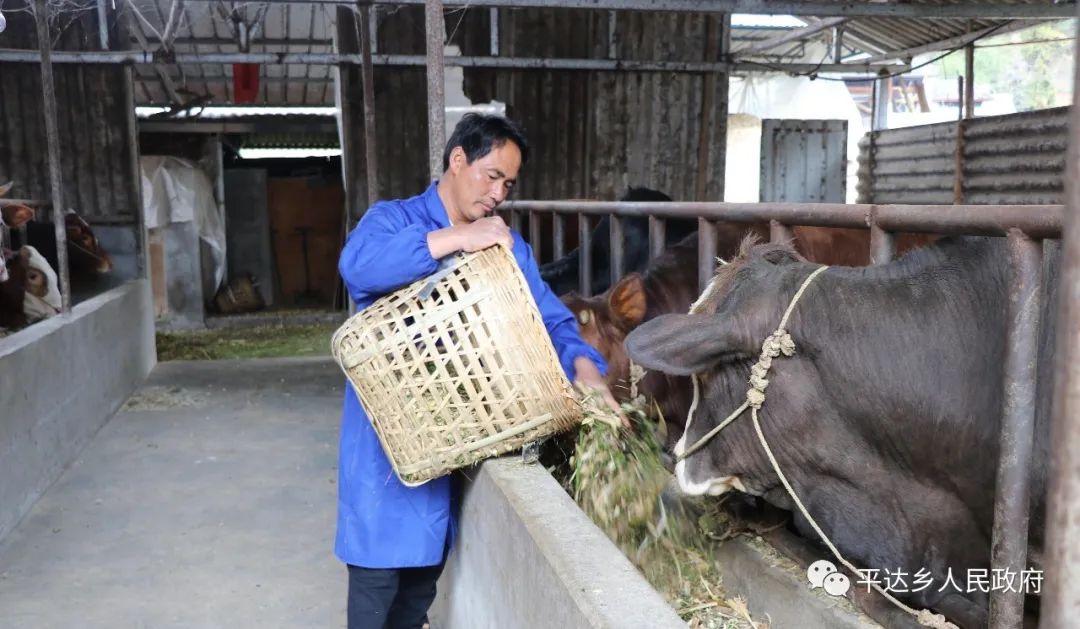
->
<box><xmin>446</xmin><ymin>141</ymin><xmax>521</xmax><ymax>224</ymax></box>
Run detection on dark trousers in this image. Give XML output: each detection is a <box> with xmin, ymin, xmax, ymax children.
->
<box><xmin>347</xmin><ymin>561</ymin><xmax>445</xmax><ymax>629</ymax></box>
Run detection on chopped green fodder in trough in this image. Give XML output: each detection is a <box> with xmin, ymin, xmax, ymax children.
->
<box><xmin>156</xmin><ymin>324</ymin><xmax>337</xmax><ymax>361</ymax></box>
<box><xmin>568</xmin><ymin>390</ymin><xmax>767</xmax><ymax>629</ymax></box>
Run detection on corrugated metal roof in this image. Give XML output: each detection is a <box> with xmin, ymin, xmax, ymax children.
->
<box><xmin>243</xmin><ymin>132</ymin><xmax>340</xmax><ymax>149</ymax></box>
<box><xmin>127</xmin><ymin>1</ymin><xmax>1064</xmax><ymax>107</ymax></box>
<box><xmin>129</xmin><ymin>0</ymin><xmax>336</xmax><ymax>106</ymax></box>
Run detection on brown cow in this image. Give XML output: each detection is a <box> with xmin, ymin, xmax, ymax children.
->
<box><xmin>9</xmin><ymin>210</ymin><xmax>113</xmax><ymax>282</ymax></box>
<box><xmin>0</xmin><ymin>247</ymin><xmax>31</xmax><ymax>330</ymax></box>
<box><xmin>563</xmin><ymin>225</ymin><xmax>937</xmax><ymax>449</ymax></box>
<box><xmin>1</xmin><ymin>204</ymin><xmax>34</xmax><ymax>229</ymax></box>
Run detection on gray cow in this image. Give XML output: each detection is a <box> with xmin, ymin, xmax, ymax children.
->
<box><xmin>625</xmin><ymin>236</ymin><xmax>1056</xmax><ymax>629</ymax></box>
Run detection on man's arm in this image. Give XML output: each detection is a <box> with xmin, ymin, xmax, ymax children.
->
<box><xmin>338</xmin><ymin>203</ymin><xmax>440</xmax><ymax>302</ymax></box>
<box><xmin>514</xmin><ymin>238</ymin><xmax>623</xmax><ymax>417</ymax></box>
<box><xmin>340</xmin><ymin>208</ymin><xmax>513</xmax><ymax>303</ymax></box>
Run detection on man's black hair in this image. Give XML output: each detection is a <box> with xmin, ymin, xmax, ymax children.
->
<box><xmin>441</xmin><ymin>113</ymin><xmax>530</xmax><ymax>172</ymax></box>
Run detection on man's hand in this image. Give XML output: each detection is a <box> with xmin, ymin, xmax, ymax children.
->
<box><xmin>428</xmin><ymin>216</ymin><xmax>513</xmax><ymax>258</ymax></box>
<box><xmin>573</xmin><ymin>356</ymin><xmax>629</xmax><ymax>428</ymax></box>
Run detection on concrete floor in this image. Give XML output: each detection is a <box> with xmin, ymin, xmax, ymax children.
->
<box><xmin>0</xmin><ymin>357</ymin><xmax>347</xmax><ymax>629</ymax></box>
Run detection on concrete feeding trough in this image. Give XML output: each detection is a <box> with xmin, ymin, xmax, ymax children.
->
<box><xmin>431</xmin><ymin>458</ymin><xmax>908</xmax><ymax>629</ymax></box>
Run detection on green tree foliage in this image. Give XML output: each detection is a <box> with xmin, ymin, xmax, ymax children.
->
<box><xmin>929</xmin><ymin>19</ymin><xmax>1075</xmax><ymax>111</ymax></box>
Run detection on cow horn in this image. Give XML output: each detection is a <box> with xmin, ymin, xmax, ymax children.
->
<box><xmin>577</xmin><ymin>309</ymin><xmax>592</xmax><ymax>326</ymax></box>
<box><xmin>0</xmin><ymin>181</ymin><xmax>11</xmax><ymax>197</ymax></box>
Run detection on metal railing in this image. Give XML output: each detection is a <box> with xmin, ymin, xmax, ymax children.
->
<box><xmin>504</xmin><ymin>198</ymin><xmax>1064</xmax><ymax>628</ymax></box>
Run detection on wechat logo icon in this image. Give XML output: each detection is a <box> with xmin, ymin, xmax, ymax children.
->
<box><xmin>808</xmin><ymin>559</ymin><xmax>851</xmax><ymax>597</ymax></box>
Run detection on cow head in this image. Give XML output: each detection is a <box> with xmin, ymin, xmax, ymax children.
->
<box><xmin>561</xmin><ymin>273</ymin><xmax>647</xmax><ymax>394</ymax></box>
<box><xmin>21</xmin><ymin>245</ymin><xmax>60</xmax><ymax>322</ymax></box>
<box><xmin>1</xmin><ymin>204</ymin><xmax>33</xmax><ymax>229</ymax></box>
<box><xmin>624</xmin><ymin>239</ymin><xmax>825</xmax><ymax>498</ymax></box>
<box><xmin>64</xmin><ymin>210</ymin><xmax>112</xmax><ymax>273</ymax></box>
<box><xmin>0</xmin><ymin>247</ymin><xmax>30</xmax><ymax>329</ymax></box>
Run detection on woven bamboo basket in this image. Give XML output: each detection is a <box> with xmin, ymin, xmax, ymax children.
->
<box><xmin>331</xmin><ymin>245</ymin><xmax>583</xmax><ymax>486</ymax></box>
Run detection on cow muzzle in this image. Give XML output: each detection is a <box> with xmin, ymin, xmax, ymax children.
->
<box><xmin>675</xmin><ymin>457</ymin><xmax>746</xmax><ymax>496</ymax></box>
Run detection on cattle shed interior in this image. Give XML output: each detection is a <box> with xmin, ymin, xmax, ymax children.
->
<box><xmin>2</xmin><ymin>1</ymin><xmax>1080</xmax><ymax>628</ymax></box>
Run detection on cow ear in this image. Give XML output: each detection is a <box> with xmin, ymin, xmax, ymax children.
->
<box><xmin>609</xmin><ymin>273</ymin><xmax>646</xmax><ymax>330</ymax></box>
<box><xmin>624</xmin><ymin>313</ymin><xmax>756</xmax><ymax>376</ymax></box>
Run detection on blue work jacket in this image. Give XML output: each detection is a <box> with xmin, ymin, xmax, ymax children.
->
<box><xmin>335</xmin><ymin>181</ymin><xmax>607</xmax><ymax>568</ymax></box>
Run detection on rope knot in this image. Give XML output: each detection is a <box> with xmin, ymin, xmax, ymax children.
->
<box><xmin>915</xmin><ymin>610</ymin><xmax>959</xmax><ymax>629</ymax></box>
<box><xmin>747</xmin><ymin>387</ymin><xmax>766</xmax><ymax>409</ymax></box>
<box><xmin>760</xmin><ymin>329</ymin><xmax>796</xmax><ymax>359</ymax></box>
<box><xmin>628</xmin><ymin>360</ymin><xmax>646</xmax><ymax>399</ymax></box>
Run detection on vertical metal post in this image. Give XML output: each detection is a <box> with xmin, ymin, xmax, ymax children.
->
<box><xmin>489</xmin><ymin>7</ymin><xmax>498</xmax><ymax>56</ymax></box>
<box><xmin>424</xmin><ymin>0</ymin><xmax>446</xmax><ymax>181</ymax></box>
<box><xmin>368</xmin><ymin>5</ymin><xmax>378</xmax><ymax>54</ymax></box>
<box><xmin>123</xmin><ymin>65</ymin><xmax>146</xmax><ymax>280</ymax></box>
<box><xmin>529</xmin><ymin>210</ymin><xmax>542</xmax><ymax>262</ymax></box>
<box><xmin>872</xmin><ymin>69</ymin><xmax>890</xmax><ymax>131</ymax></box>
<box><xmin>989</xmin><ymin>229</ymin><xmax>1042</xmax><ymax>629</ymax></box>
<box><xmin>553</xmin><ymin>213</ymin><xmax>565</xmax><ymax>260</ymax></box>
<box><xmin>869</xmin><ymin>223</ymin><xmax>895</xmax><ymax>265</ymax></box>
<box><xmin>1040</xmin><ymin>9</ymin><xmax>1080</xmax><ymax>627</ymax></box>
<box><xmin>509</xmin><ymin>209</ymin><xmax>522</xmax><ymax>234</ymax></box>
<box><xmin>35</xmin><ymin>0</ymin><xmax>71</xmax><ymax>313</ymax></box>
<box><xmin>954</xmin><ymin>117</ymin><xmax>967</xmax><ymax>204</ymax></box>
<box><xmin>832</xmin><ymin>25</ymin><xmax>843</xmax><ymax>63</ymax></box>
<box><xmin>578</xmin><ymin>214</ymin><xmax>592</xmax><ymax>296</ymax></box>
<box><xmin>964</xmin><ymin>43</ymin><xmax>975</xmax><ymax>119</ymax></box>
<box><xmin>359</xmin><ymin>2</ymin><xmax>379</xmax><ymax>206</ymax></box>
<box><xmin>607</xmin><ymin>10</ymin><xmax>616</xmax><ymax>59</ymax></box>
<box><xmin>957</xmin><ymin>76</ymin><xmax>964</xmax><ymax>121</ymax></box>
<box><xmin>698</xmin><ymin>218</ymin><xmax>717</xmax><ymax>293</ymax></box>
<box><xmin>96</xmin><ymin>0</ymin><xmax>109</xmax><ymax>49</ymax></box>
<box><xmin>610</xmin><ymin>214</ymin><xmax>625</xmax><ymax>287</ymax></box>
<box><xmin>769</xmin><ymin>219</ymin><xmax>793</xmax><ymax>244</ymax></box>
<box><xmin>648</xmin><ymin>215</ymin><xmax>666</xmax><ymax>260</ymax></box>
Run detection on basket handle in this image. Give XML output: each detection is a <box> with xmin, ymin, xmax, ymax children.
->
<box><xmin>418</xmin><ymin>255</ymin><xmax>464</xmax><ymax>300</ymax></box>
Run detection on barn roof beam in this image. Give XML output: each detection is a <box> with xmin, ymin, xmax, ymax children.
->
<box><xmin>735</xmin><ymin>16</ymin><xmax>845</xmax><ymax>56</ymax></box>
<box><xmin>0</xmin><ymin>48</ymin><xmax>909</xmax><ymax>74</ymax></box>
<box><xmin>177</xmin><ymin>0</ymin><xmax>1076</xmax><ymax>19</ymax></box>
<box><xmin>857</xmin><ymin>19</ymin><xmax>1046</xmax><ymax>63</ymax></box>
<box><xmin>132</xmin><ymin>37</ymin><xmax>334</xmax><ymax>47</ymax></box>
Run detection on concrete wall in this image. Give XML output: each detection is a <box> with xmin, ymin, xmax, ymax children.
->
<box><xmin>430</xmin><ymin>459</ymin><xmax>684</xmax><ymax>629</ymax></box>
<box><xmin>0</xmin><ymin>280</ymin><xmax>156</xmax><ymax>542</ymax></box>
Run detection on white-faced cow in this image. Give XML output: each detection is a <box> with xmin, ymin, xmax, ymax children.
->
<box><xmin>624</xmin><ymin>236</ymin><xmax>1054</xmax><ymax>628</ymax></box>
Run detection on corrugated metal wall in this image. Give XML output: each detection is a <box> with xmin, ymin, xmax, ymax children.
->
<box><xmin>856</xmin><ymin>107</ymin><xmax>1068</xmax><ymax>205</ymax></box>
<box><xmin>0</xmin><ymin>6</ymin><xmax>138</xmax><ymax>222</ymax></box>
<box><xmin>350</xmin><ymin>7</ymin><xmax>727</xmax><ymax>205</ymax></box>
<box><xmin>461</xmin><ymin>8</ymin><xmax>728</xmax><ymax>202</ymax></box>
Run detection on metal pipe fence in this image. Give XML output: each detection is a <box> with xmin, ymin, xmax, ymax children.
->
<box><xmin>503</xmin><ymin>197</ymin><xmax>1063</xmax><ymax>627</ymax></box>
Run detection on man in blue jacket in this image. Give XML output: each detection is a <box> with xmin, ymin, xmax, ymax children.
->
<box><xmin>336</xmin><ymin>113</ymin><xmax>615</xmax><ymax>629</ymax></box>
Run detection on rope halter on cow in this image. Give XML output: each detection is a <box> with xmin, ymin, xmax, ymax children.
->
<box><xmin>677</xmin><ymin>264</ymin><xmax>959</xmax><ymax>629</ymax></box>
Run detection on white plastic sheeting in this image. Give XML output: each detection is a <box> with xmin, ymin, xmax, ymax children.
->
<box><xmin>140</xmin><ymin>156</ymin><xmax>226</xmax><ymax>300</ymax></box>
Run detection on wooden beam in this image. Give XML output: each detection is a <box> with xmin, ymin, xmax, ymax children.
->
<box><xmin>34</xmin><ymin>0</ymin><xmax>72</xmax><ymax>313</ymax></box>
